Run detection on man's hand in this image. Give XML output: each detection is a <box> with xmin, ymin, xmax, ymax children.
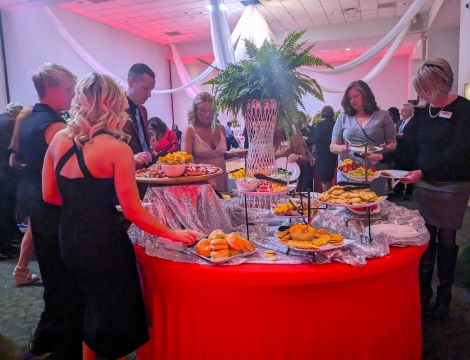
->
<box><xmin>134</xmin><ymin>152</ymin><xmax>152</xmax><ymax>166</ymax></box>
<box><xmin>396</xmin><ymin>133</ymin><xmax>404</xmax><ymax>139</ymax></box>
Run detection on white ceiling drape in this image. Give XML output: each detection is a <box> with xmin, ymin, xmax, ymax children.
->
<box><xmin>46</xmin><ymin>0</ymin><xmax>420</xmax><ymax>95</ymax></box>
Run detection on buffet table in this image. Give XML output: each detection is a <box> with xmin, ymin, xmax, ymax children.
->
<box><xmin>134</xmin><ymin>244</ymin><xmax>426</xmax><ymax>360</ymax></box>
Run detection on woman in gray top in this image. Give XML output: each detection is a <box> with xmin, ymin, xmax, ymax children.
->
<box><xmin>330</xmin><ymin>80</ymin><xmax>396</xmax><ymax>195</ymax></box>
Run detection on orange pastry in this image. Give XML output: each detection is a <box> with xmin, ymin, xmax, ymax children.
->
<box><xmin>210</xmin><ymin>249</ymin><xmax>230</xmax><ymax>259</ymax></box>
<box><xmin>195</xmin><ymin>239</ymin><xmax>211</xmax><ymax>257</ymax></box>
<box><xmin>227</xmin><ymin>232</ymin><xmax>246</xmax><ymax>250</ymax></box>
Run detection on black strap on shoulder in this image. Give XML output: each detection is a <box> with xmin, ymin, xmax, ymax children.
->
<box><xmin>73</xmin><ymin>141</ymin><xmax>93</xmax><ymax>178</ymax></box>
<box><xmin>55</xmin><ymin>145</ymin><xmax>76</xmax><ymax>176</ymax></box>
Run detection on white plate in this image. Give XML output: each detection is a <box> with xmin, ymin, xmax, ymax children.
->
<box><xmin>275</xmin><ymin>157</ymin><xmax>301</xmax><ymax>181</ymax></box>
<box><xmin>377</xmin><ymin>170</ymin><xmax>409</xmax><ymax>179</ymax></box>
<box><xmin>369</xmin><ymin>224</ymin><xmax>418</xmax><ymax>239</ymax></box>
<box><xmin>348</xmin><ymin>145</ymin><xmax>382</xmax><ymax>153</ymax></box>
<box><xmin>188</xmin><ymin>247</ymin><xmax>257</xmax><ymax>265</ymax></box>
<box><xmin>288</xmin><ymin>239</ymin><xmax>355</xmax><ymax>252</ymax></box>
<box><xmin>317</xmin><ymin>196</ymin><xmax>387</xmax><ymax>208</ymax></box>
<box><xmin>340</xmin><ymin>171</ymin><xmax>380</xmax><ymax>183</ymax></box>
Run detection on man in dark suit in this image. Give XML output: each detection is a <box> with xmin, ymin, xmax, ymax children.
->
<box><xmin>390</xmin><ymin>103</ymin><xmax>415</xmax><ymax>199</ymax></box>
<box><xmin>0</xmin><ymin>102</ymin><xmax>23</xmax><ymax>259</ymax></box>
<box><xmin>125</xmin><ymin>63</ymin><xmax>155</xmax><ymax>199</ymax></box>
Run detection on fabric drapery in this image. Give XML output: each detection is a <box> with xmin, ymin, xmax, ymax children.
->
<box><xmin>209</xmin><ymin>0</ymin><xmax>235</xmax><ymax>69</ymax></box>
<box><xmin>169</xmin><ymin>44</ymin><xmax>201</xmax><ymax>98</ymax></box>
<box><xmin>301</xmin><ymin>0</ymin><xmax>426</xmax><ymax>75</ymax></box>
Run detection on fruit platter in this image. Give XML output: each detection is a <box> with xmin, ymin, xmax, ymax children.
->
<box><xmin>135</xmin><ymin>151</ymin><xmax>222</xmax><ymax>184</ymax></box>
<box><xmin>338</xmin><ymin>159</ymin><xmax>379</xmax><ymax>182</ymax></box>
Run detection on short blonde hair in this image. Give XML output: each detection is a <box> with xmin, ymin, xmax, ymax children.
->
<box><xmin>413</xmin><ymin>58</ymin><xmax>453</xmax><ymax>107</ymax></box>
<box><xmin>32</xmin><ymin>63</ymin><xmax>76</xmax><ymax>99</ymax></box>
<box><xmin>187</xmin><ymin>92</ymin><xmax>213</xmax><ymax>124</ymax></box>
<box><xmin>67</xmin><ymin>73</ymin><xmax>130</xmax><ymax>145</ymax></box>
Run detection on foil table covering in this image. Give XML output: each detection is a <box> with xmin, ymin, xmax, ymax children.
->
<box><xmin>129</xmin><ymin>183</ymin><xmax>429</xmax><ymax>267</ymax></box>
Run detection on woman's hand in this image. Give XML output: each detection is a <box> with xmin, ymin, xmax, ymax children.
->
<box><xmin>171</xmin><ymin>229</ymin><xmax>199</xmax><ymax>245</ymax></box>
<box><xmin>361</xmin><ymin>153</ymin><xmax>383</xmax><ymax>162</ymax></box>
<box><xmin>400</xmin><ymin>170</ymin><xmax>422</xmax><ymax>184</ymax></box>
<box><xmin>309</xmin><ymin>157</ymin><xmax>316</xmax><ymax>166</ymax></box>
<box><xmin>330</xmin><ymin>142</ymin><xmax>349</xmax><ymax>155</ymax></box>
<box><xmin>287</xmin><ymin>154</ymin><xmax>300</xmax><ymax>163</ymax></box>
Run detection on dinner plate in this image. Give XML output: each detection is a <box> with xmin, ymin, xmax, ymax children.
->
<box><xmin>136</xmin><ymin>169</ymin><xmax>223</xmax><ymax>184</ymax></box>
<box><xmin>348</xmin><ymin>145</ymin><xmax>382</xmax><ymax>153</ymax></box>
<box><xmin>317</xmin><ymin>196</ymin><xmax>387</xmax><ymax>209</ymax></box>
<box><xmin>188</xmin><ymin>247</ymin><xmax>257</xmax><ymax>265</ymax></box>
<box><xmin>287</xmin><ymin>239</ymin><xmax>355</xmax><ymax>252</ymax></box>
<box><xmin>275</xmin><ymin>157</ymin><xmax>301</xmax><ymax>181</ymax></box>
<box><xmin>377</xmin><ymin>170</ymin><xmax>409</xmax><ymax>179</ymax></box>
<box><xmin>369</xmin><ymin>224</ymin><xmax>418</xmax><ymax>239</ymax></box>
<box><xmin>339</xmin><ymin>171</ymin><xmax>380</xmax><ymax>183</ymax></box>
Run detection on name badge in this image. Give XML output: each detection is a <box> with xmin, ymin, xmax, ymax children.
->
<box><xmin>439</xmin><ymin>111</ymin><xmax>452</xmax><ymax>118</ymax></box>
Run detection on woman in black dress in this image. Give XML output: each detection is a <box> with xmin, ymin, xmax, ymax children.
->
<box><xmin>43</xmin><ymin>73</ymin><xmax>198</xmax><ymax>359</ymax></box>
<box><xmin>366</xmin><ymin>58</ymin><xmax>470</xmax><ymax>319</ymax></box>
<box><xmin>314</xmin><ymin>106</ymin><xmax>337</xmax><ymax>191</ymax></box>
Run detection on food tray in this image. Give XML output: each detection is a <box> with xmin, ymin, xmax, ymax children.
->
<box><xmin>233</xmin><ymin>188</ymin><xmax>289</xmax><ymax>196</ymax></box>
<box><xmin>286</xmin><ymin>239</ymin><xmax>355</xmax><ymax>252</ymax></box>
<box><xmin>317</xmin><ymin>196</ymin><xmax>387</xmax><ymax>208</ymax></box>
<box><xmin>348</xmin><ymin>145</ymin><xmax>382</xmax><ymax>153</ymax></box>
<box><xmin>340</xmin><ymin>171</ymin><xmax>380</xmax><ymax>183</ymax></box>
<box><xmin>187</xmin><ymin>247</ymin><xmax>258</xmax><ymax>265</ymax></box>
<box><xmin>136</xmin><ymin>169</ymin><xmax>223</xmax><ymax>184</ymax></box>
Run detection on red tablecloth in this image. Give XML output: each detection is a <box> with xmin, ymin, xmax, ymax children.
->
<box><xmin>135</xmin><ymin>245</ymin><xmax>425</xmax><ymax>360</ymax></box>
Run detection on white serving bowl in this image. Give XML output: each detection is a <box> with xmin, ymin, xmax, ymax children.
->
<box><xmin>161</xmin><ymin>164</ymin><xmax>186</xmax><ymax>177</ymax></box>
<box><xmin>235</xmin><ymin>179</ymin><xmax>259</xmax><ymax>192</ymax></box>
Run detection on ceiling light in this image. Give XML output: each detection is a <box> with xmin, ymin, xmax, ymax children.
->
<box><xmin>267</xmin><ymin>20</ymin><xmax>273</xmax><ymax>23</ymax></box>
<box><xmin>182</xmin><ymin>11</ymin><xmax>189</xmax><ymax>15</ymax></box>
<box><xmin>345</xmin><ymin>48</ymin><xmax>350</xmax><ymax>51</ymax></box>
<box><xmin>200</xmin><ymin>11</ymin><xmax>208</xmax><ymax>14</ymax></box>
<box><xmin>220</xmin><ymin>4</ymin><xmax>228</xmax><ymax>11</ymax></box>
<box><xmin>331</xmin><ymin>11</ymin><xmax>337</xmax><ymax>14</ymax></box>
<box><xmin>205</xmin><ymin>5</ymin><xmax>212</xmax><ymax>10</ymax></box>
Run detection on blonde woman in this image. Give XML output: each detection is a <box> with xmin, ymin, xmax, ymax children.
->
<box><xmin>42</xmin><ymin>73</ymin><xmax>197</xmax><ymax>359</ymax></box>
<box><xmin>181</xmin><ymin>92</ymin><xmax>246</xmax><ymax>192</ymax></box>
<box><xmin>366</xmin><ymin>58</ymin><xmax>470</xmax><ymax>319</ymax></box>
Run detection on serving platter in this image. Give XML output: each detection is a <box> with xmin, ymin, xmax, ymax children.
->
<box><xmin>187</xmin><ymin>247</ymin><xmax>258</xmax><ymax>265</ymax></box>
<box><xmin>317</xmin><ymin>196</ymin><xmax>387</xmax><ymax>209</ymax></box>
<box><xmin>136</xmin><ymin>169</ymin><xmax>223</xmax><ymax>184</ymax></box>
<box><xmin>287</xmin><ymin>239</ymin><xmax>355</xmax><ymax>252</ymax></box>
<box><xmin>340</xmin><ymin>171</ymin><xmax>380</xmax><ymax>182</ymax></box>
<box><xmin>233</xmin><ymin>188</ymin><xmax>289</xmax><ymax>196</ymax></box>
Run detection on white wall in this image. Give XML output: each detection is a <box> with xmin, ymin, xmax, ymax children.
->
<box><xmin>458</xmin><ymin>0</ymin><xmax>470</xmax><ymax>95</ymax></box>
<box><xmin>2</xmin><ymin>5</ymin><xmax>173</xmax><ymax>124</ymax></box>
<box><xmin>427</xmin><ymin>26</ymin><xmax>460</xmax><ymax>93</ymax></box>
<box><xmin>299</xmin><ymin>55</ymin><xmax>410</xmax><ymax>116</ymax></box>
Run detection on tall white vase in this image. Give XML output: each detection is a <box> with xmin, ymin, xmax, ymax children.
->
<box><xmin>244</xmin><ymin>99</ymin><xmax>277</xmax><ymax>176</ymax></box>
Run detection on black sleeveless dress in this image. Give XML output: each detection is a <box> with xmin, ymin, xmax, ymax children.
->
<box><xmin>55</xmin><ymin>132</ymin><xmax>149</xmax><ymax>358</ymax></box>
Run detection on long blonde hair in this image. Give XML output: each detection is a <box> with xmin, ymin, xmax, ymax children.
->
<box><xmin>187</xmin><ymin>92</ymin><xmax>213</xmax><ymax>124</ymax></box>
<box><xmin>68</xmin><ymin>73</ymin><xmax>130</xmax><ymax>145</ymax></box>
<box><xmin>413</xmin><ymin>58</ymin><xmax>453</xmax><ymax>107</ymax></box>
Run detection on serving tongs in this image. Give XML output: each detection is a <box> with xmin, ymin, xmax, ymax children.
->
<box><xmin>337</xmin><ymin>182</ymin><xmax>371</xmax><ymax>192</ymax></box>
<box><xmin>288</xmin><ymin>199</ymin><xmax>304</xmax><ymax>217</ymax></box>
<box><xmin>143</xmin><ymin>151</ymin><xmax>168</xmax><ymax>169</ymax></box>
<box><xmin>254</xmin><ymin>173</ymin><xmax>288</xmax><ymax>185</ymax></box>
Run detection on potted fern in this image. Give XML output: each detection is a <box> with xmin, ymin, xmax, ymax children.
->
<box><xmin>200</xmin><ymin>30</ymin><xmax>332</xmax><ymax>175</ymax></box>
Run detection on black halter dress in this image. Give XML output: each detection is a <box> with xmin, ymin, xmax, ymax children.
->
<box><xmin>55</xmin><ymin>131</ymin><xmax>149</xmax><ymax>358</ymax></box>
